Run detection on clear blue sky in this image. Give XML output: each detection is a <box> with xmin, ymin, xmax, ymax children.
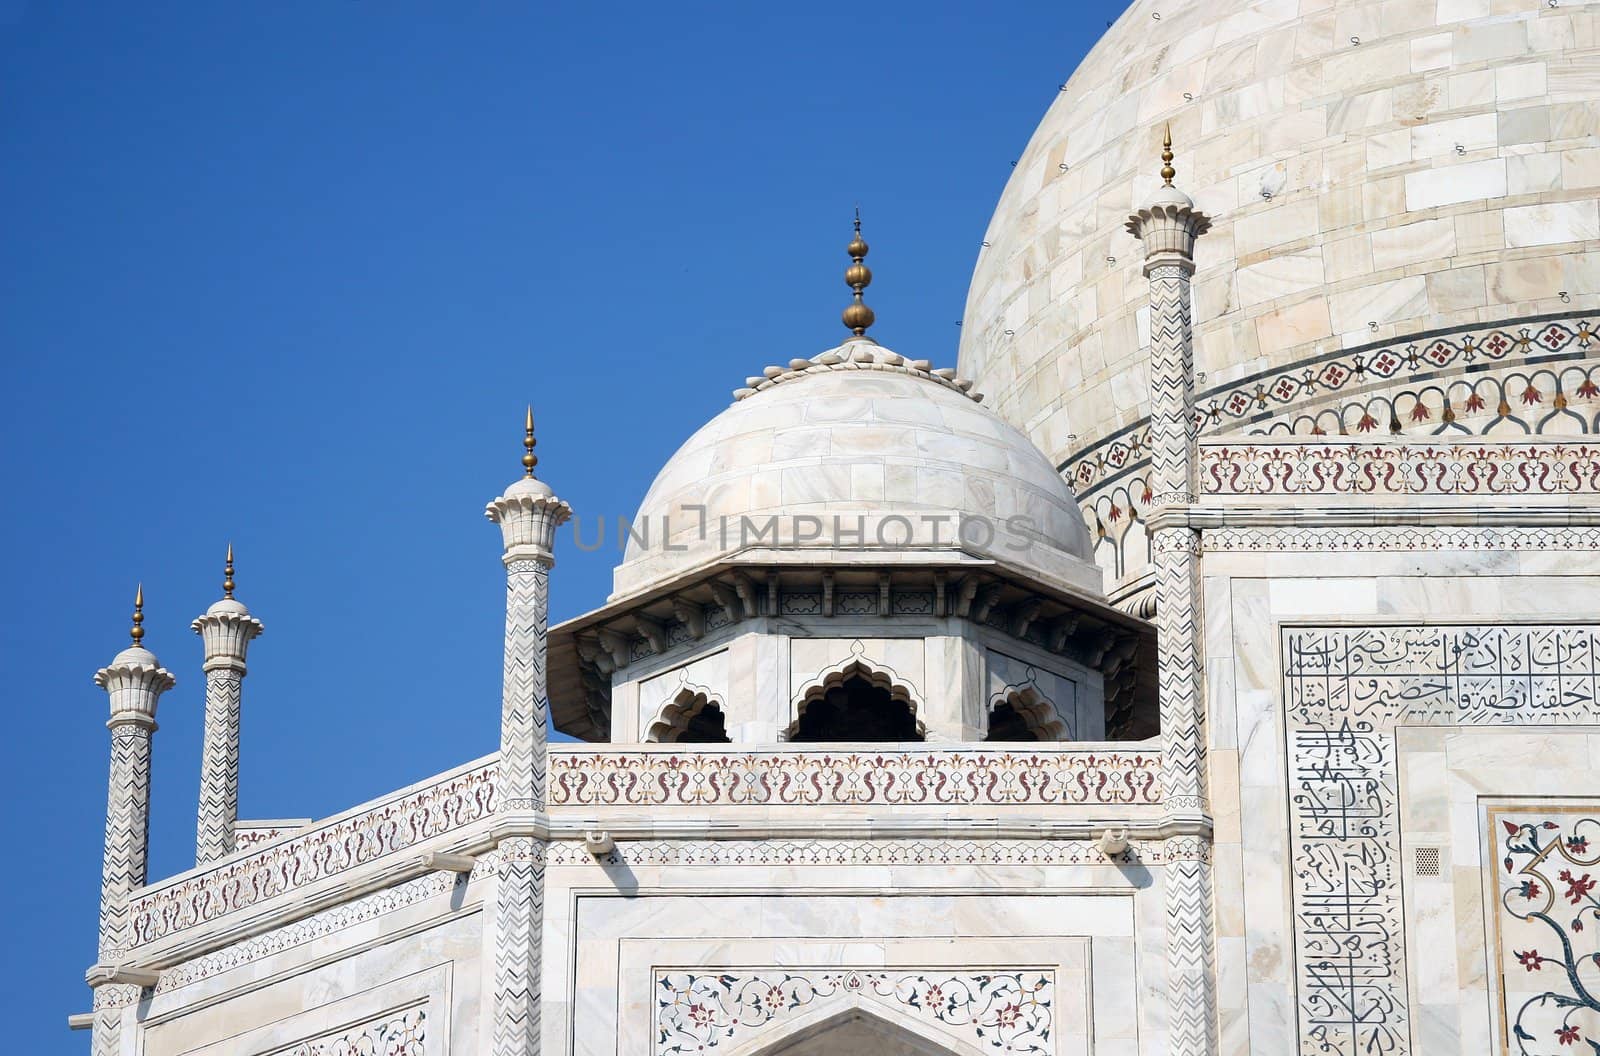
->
<box><xmin>1</xmin><ymin>2</ymin><xmax>1124</xmax><ymax>1048</ymax></box>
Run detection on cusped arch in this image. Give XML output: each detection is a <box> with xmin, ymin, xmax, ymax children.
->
<box><xmin>723</xmin><ymin>1000</ymin><xmax>985</xmax><ymax>1056</ymax></box>
<box><xmin>647</xmin><ymin>685</ymin><xmax>731</xmax><ymax>743</ymax></box>
<box><xmin>785</xmin><ymin>650</ymin><xmax>925</xmax><ymax>742</ymax></box>
<box><xmin>986</xmin><ymin>681</ymin><xmax>1069</xmax><ymax>741</ymax></box>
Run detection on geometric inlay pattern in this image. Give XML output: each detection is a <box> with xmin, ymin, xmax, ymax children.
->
<box><xmin>655</xmin><ymin>969</ymin><xmax>1052</xmax><ymax>1055</ymax></box>
<box><xmin>1283</xmin><ymin>625</ymin><xmax>1600</xmax><ymax>1056</ymax></box>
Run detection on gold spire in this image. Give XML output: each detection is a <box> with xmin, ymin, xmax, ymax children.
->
<box><xmin>1160</xmin><ymin>123</ymin><xmax>1176</xmax><ymax>186</ymax></box>
<box><xmin>522</xmin><ymin>405</ymin><xmax>538</xmax><ymax>478</ymax></box>
<box><xmin>841</xmin><ymin>208</ymin><xmax>875</xmax><ymax>339</ymax></box>
<box><xmin>131</xmin><ymin>583</ymin><xmax>145</xmax><ymax>647</ymax></box>
<box><xmin>223</xmin><ymin>543</ymin><xmax>235</xmax><ymax>599</ymax></box>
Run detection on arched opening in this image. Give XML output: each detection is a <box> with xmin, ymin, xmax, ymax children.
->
<box><xmin>984</xmin><ymin>700</ymin><xmax>1040</xmax><ymax>741</ymax></box>
<box><xmin>982</xmin><ymin>686</ymin><xmax>1067</xmax><ymax>741</ymax></box>
<box><xmin>674</xmin><ymin>702</ymin><xmax>730</xmax><ymax>743</ymax></box>
<box><xmin>728</xmin><ymin>1003</ymin><xmax>980</xmax><ymax>1056</ymax></box>
<box><xmin>790</xmin><ymin>674</ymin><xmax>923</xmax><ymax>742</ymax></box>
<box><xmin>647</xmin><ymin>689</ymin><xmax>732</xmax><ymax>744</ymax></box>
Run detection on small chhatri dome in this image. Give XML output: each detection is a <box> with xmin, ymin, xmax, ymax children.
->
<box><xmin>614</xmin><ymin>226</ymin><xmax>1101</xmax><ymax>601</ymax></box>
<box><xmin>841</xmin><ymin>211</ymin><xmax>875</xmax><ymax>340</ymax></box>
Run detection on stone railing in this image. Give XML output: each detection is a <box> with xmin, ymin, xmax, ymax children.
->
<box><xmin>121</xmin><ymin>744</ymin><xmax>1162</xmax><ymax>956</ymax></box>
<box><xmin>546</xmin><ymin>744</ymin><xmax>1162</xmax><ymax>807</ymax></box>
<box><xmin>124</xmin><ymin>757</ymin><xmax>498</xmax><ymax>954</ymax></box>
<box><xmin>1198</xmin><ymin>437</ymin><xmax>1600</xmax><ymax>498</ymax></box>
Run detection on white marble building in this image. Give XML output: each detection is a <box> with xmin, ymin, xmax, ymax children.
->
<box><xmin>77</xmin><ymin>3</ymin><xmax>1600</xmax><ymax>1055</ymax></box>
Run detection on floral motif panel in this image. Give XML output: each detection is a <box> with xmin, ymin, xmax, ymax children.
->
<box><xmin>270</xmin><ymin>1006</ymin><xmax>425</xmax><ymax>1056</ymax></box>
<box><xmin>1488</xmin><ymin>805</ymin><xmax>1600</xmax><ymax>1056</ymax></box>
<box><xmin>654</xmin><ymin>969</ymin><xmax>1052</xmax><ymax>1055</ymax></box>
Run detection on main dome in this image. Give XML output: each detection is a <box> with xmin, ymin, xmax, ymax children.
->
<box><xmin>960</xmin><ymin>0</ymin><xmax>1600</xmax><ymax>470</ymax></box>
<box><xmin>613</xmin><ymin>338</ymin><xmax>1100</xmax><ymax>599</ymax></box>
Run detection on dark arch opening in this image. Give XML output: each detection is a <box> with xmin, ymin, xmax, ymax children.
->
<box><xmin>673</xmin><ymin>702</ymin><xmax>731</xmax><ymax>743</ymax></box>
<box><xmin>791</xmin><ymin>675</ymin><xmax>923</xmax><ymax>742</ymax></box>
<box><xmin>984</xmin><ymin>700</ymin><xmax>1041</xmax><ymax>742</ymax></box>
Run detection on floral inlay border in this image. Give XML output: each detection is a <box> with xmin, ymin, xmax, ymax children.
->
<box><xmin>549</xmin><ymin>748</ymin><xmax>1161</xmax><ymax>806</ymax></box>
<box><xmin>1066</xmin><ymin>312</ymin><xmax>1599</xmax><ymax>497</ymax></box>
<box><xmin>655</xmin><ymin>969</ymin><xmax>1052</xmax><ymax>1055</ymax></box>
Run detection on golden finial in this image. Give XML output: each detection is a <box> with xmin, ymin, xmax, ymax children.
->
<box><xmin>1160</xmin><ymin>123</ymin><xmax>1176</xmax><ymax>186</ymax></box>
<box><xmin>131</xmin><ymin>583</ymin><xmax>145</xmax><ymax>647</ymax></box>
<box><xmin>841</xmin><ymin>207</ymin><xmax>875</xmax><ymax>339</ymax></box>
<box><xmin>223</xmin><ymin>543</ymin><xmax>235</xmax><ymax>599</ymax></box>
<box><xmin>522</xmin><ymin>405</ymin><xmax>538</xmax><ymax>478</ymax></box>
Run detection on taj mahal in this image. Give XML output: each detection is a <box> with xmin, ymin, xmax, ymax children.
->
<box><xmin>75</xmin><ymin>2</ymin><xmax>1600</xmax><ymax>1055</ymax></box>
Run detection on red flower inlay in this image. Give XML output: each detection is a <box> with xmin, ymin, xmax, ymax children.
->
<box><xmin>1579</xmin><ymin>379</ymin><xmax>1600</xmax><ymax>399</ymax></box>
<box><xmin>1517</xmin><ymin>949</ymin><xmax>1544</xmax><ymax>971</ymax></box>
<box><xmin>1465</xmin><ymin>392</ymin><xmax>1487</xmax><ymax>412</ymax></box>
<box><xmin>1523</xmin><ymin>384</ymin><xmax>1544</xmax><ymax>405</ymax></box>
<box><xmin>1357</xmin><ymin>412</ymin><xmax>1379</xmax><ymax>432</ymax></box>
<box><xmin>1560</xmin><ymin>869</ymin><xmax>1596</xmax><ymax>905</ymax></box>
<box><xmin>1557</xmin><ymin>1025</ymin><xmax>1581</xmax><ymax>1045</ymax></box>
<box><xmin>1409</xmin><ymin>403</ymin><xmax>1431</xmax><ymax>422</ymax></box>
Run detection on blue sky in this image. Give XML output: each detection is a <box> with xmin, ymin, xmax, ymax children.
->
<box><xmin>1</xmin><ymin>2</ymin><xmax>1124</xmax><ymax>1047</ymax></box>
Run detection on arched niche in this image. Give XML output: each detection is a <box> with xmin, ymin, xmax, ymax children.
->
<box><xmin>785</xmin><ymin>658</ymin><xmax>925</xmax><ymax>742</ymax></box>
<box><xmin>647</xmin><ymin>687</ymin><xmax>732</xmax><ymax>743</ymax></box>
<box><xmin>725</xmin><ymin>1002</ymin><xmax>981</xmax><ymax>1056</ymax></box>
<box><xmin>984</xmin><ymin>685</ymin><xmax>1067</xmax><ymax>741</ymax></box>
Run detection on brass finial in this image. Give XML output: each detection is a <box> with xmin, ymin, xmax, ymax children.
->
<box><xmin>521</xmin><ymin>405</ymin><xmax>538</xmax><ymax>478</ymax></box>
<box><xmin>1160</xmin><ymin>123</ymin><xmax>1176</xmax><ymax>186</ymax></box>
<box><xmin>223</xmin><ymin>543</ymin><xmax>235</xmax><ymax>599</ymax></box>
<box><xmin>841</xmin><ymin>208</ymin><xmax>875</xmax><ymax>338</ymax></box>
<box><xmin>131</xmin><ymin>583</ymin><xmax>145</xmax><ymax>647</ymax></box>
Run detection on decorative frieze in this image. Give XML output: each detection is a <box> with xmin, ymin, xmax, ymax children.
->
<box><xmin>1200</xmin><ymin>440</ymin><xmax>1600</xmax><ymax>497</ymax></box>
<box><xmin>1205</xmin><ymin>526</ymin><xmax>1600</xmax><ymax>552</ymax></box>
<box><xmin>1067</xmin><ymin>313</ymin><xmax>1600</xmax><ymax>497</ymax></box>
<box><xmin>124</xmin><ymin>761</ymin><xmax>496</xmax><ymax>951</ymax></box>
<box><xmin>547</xmin><ymin>748</ymin><xmax>1162</xmax><ymax>807</ymax></box>
<box><xmin>655</xmin><ymin>969</ymin><xmax>1052</xmax><ymax>1056</ymax></box>
<box><xmin>544</xmin><ymin>836</ymin><xmax>1177</xmax><ymax>867</ymax></box>
<box><xmin>1282</xmin><ymin>625</ymin><xmax>1600</xmax><ymax>1056</ymax></box>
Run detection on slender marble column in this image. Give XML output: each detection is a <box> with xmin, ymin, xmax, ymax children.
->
<box><xmin>484</xmin><ymin>411</ymin><xmax>571</xmax><ymax>1056</ymax></box>
<box><xmin>191</xmin><ymin>548</ymin><xmax>263</xmax><ymax>864</ymax></box>
<box><xmin>90</xmin><ymin>588</ymin><xmax>175</xmax><ymax>1056</ymax></box>
<box><xmin>1127</xmin><ymin>132</ymin><xmax>1217</xmax><ymax>1056</ymax></box>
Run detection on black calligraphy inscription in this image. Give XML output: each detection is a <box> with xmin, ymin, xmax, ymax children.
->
<box><xmin>1281</xmin><ymin>626</ymin><xmax>1600</xmax><ymax>1056</ymax></box>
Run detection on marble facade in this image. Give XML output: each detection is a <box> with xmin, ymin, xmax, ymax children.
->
<box><xmin>75</xmin><ymin>2</ymin><xmax>1600</xmax><ymax>1055</ymax></box>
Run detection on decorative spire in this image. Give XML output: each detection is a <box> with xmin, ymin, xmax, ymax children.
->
<box><xmin>1160</xmin><ymin>123</ymin><xmax>1176</xmax><ymax>186</ymax></box>
<box><xmin>522</xmin><ymin>405</ymin><xmax>538</xmax><ymax>479</ymax></box>
<box><xmin>223</xmin><ymin>543</ymin><xmax>235</xmax><ymax>599</ymax></box>
<box><xmin>130</xmin><ymin>583</ymin><xmax>145</xmax><ymax>647</ymax></box>
<box><xmin>841</xmin><ymin>209</ymin><xmax>875</xmax><ymax>339</ymax></box>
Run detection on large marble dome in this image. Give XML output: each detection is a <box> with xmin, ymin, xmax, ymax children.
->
<box><xmin>960</xmin><ymin>0</ymin><xmax>1600</xmax><ymax>480</ymax></box>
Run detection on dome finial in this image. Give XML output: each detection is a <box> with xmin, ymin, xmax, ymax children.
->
<box><xmin>1161</xmin><ymin>123</ymin><xmax>1176</xmax><ymax>186</ymax></box>
<box><xmin>841</xmin><ymin>208</ymin><xmax>875</xmax><ymax>339</ymax></box>
<box><xmin>223</xmin><ymin>543</ymin><xmax>235</xmax><ymax>599</ymax></box>
<box><xmin>131</xmin><ymin>583</ymin><xmax>146</xmax><ymax>647</ymax></box>
<box><xmin>522</xmin><ymin>405</ymin><xmax>538</xmax><ymax>478</ymax></box>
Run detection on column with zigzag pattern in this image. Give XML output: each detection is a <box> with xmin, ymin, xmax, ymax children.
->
<box><xmin>1127</xmin><ymin>145</ymin><xmax>1218</xmax><ymax>1056</ymax></box>
<box><xmin>486</xmin><ymin>439</ymin><xmax>571</xmax><ymax>1056</ymax></box>
<box><xmin>91</xmin><ymin>617</ymin><xmax>174</xmax><ymax>1055</ymax></box>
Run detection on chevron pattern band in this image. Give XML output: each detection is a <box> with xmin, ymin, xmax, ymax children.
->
<box><xmin>196</xmin><ymin>671</ymin><xmax>242</xmax><ymax>864</ymax></box>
